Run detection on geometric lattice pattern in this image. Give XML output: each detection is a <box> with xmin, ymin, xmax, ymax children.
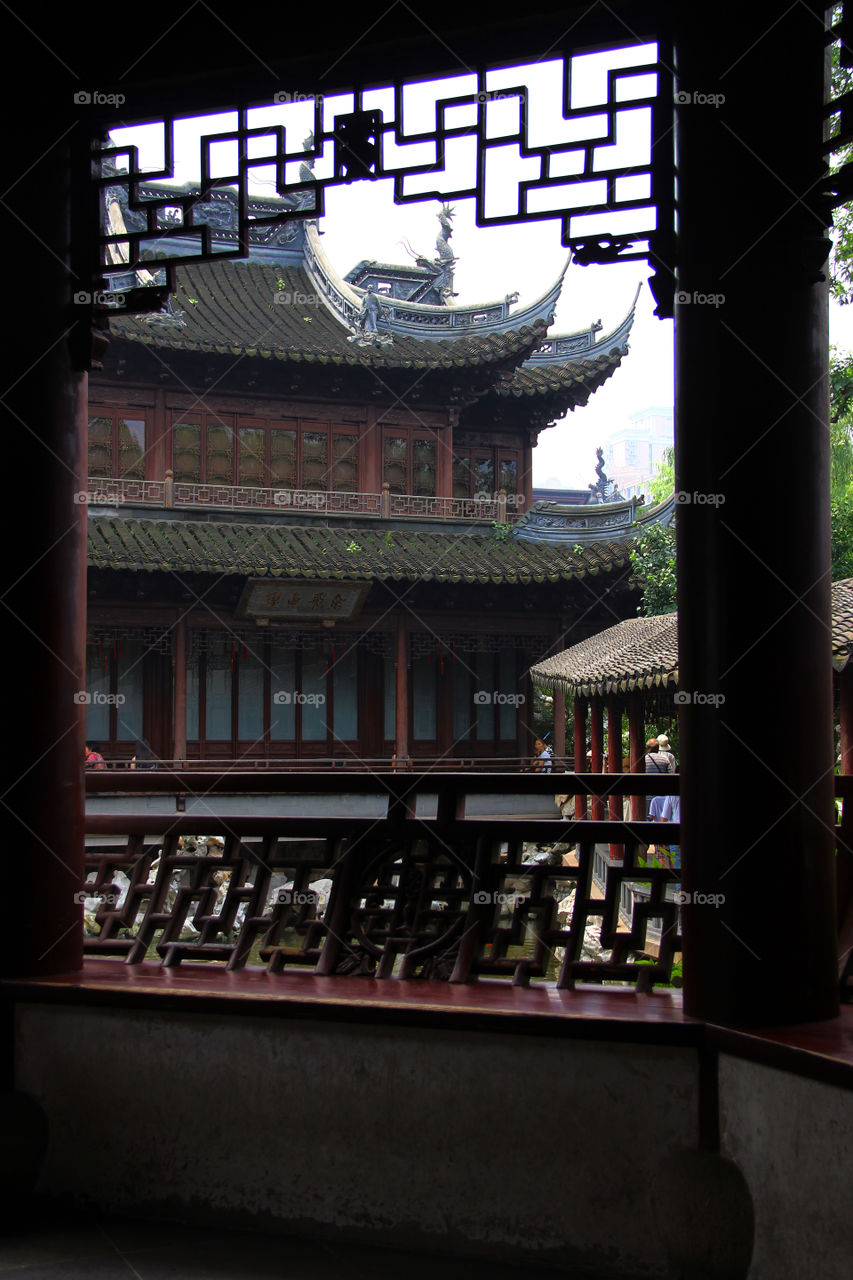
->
<box><xmin>91</xmin><ymin>42</ymin><xmax>675</xmax><ymax>317</ymax></box>
<box><xmin>82</xmin><ymin>805</ymin><xmax>683</xmax><ymax>988</ymax></box>
<box><xmin>88</xmin><ymin>625</ymin><xmax>174</xmax><ymax>655</ymax></box>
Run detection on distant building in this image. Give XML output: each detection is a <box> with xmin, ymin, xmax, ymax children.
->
<box><xmin>602</xmin><ymin>405</ymin><xmax>673</xmax><ymax>499</ymax></box>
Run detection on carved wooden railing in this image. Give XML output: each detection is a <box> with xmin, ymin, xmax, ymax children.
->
<box><xmin>82</xmin><ymin>772</ymin><xmax>853</xmax><ymax>993</ymax></box>
<box><xmin>89</xmin><ymin>755</ymin><xmax>557</xmax><ymax>772</ymax></box>
<box><xmin>83</xmin><ymin>477</ymin><xmax>524</xmax><ymax>522</ymax></box>
<box><xmin>83</xmin><ymin>771</ymin><xmax>683</xmax><ymax>990</ymax></box>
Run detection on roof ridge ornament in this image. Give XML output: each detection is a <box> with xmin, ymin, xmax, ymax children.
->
<box><xmin>346</xmin><ymin>283</ymin><xmax>394</xmax><ymax>347</ymax></box>
<box><xmin>588</xmin><ymin>446</ymin><xmax>624</xmax><ymax>504</ymax></box>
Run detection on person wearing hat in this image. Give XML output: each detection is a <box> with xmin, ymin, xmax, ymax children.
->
<box><xmin>656</xmin><ymin>733</ymin><xmax>676</xmax><ymax>772</ymax></box>
<box><xmin>644</xmin><ymin>736</ymin><xmax>673</xmax><ymax>818</ymax></box>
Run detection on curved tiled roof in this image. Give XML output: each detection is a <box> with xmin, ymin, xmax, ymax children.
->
<box><xmin>106</xmin><ymin>220</ymin><xmax>636</xmax><ymax>409</ymax></box>
<box><xmin>87</xmin><ymin>516</ymin><xmax>633</xmax><ymax>585</ymax></box>
<box><xmin>108</xmin><ymin>260</ymin><xmax>549</xmax><ymax>371</ymax></box>
<box><xmin>531</xmin><ymin>579</ymin><xmax>853</xmax><ymax>695</ymax></box>
<box><xmin>531</xmin><ymin>613</ymin><xmax>679</xmax><ymax>697</ymax></box>
<box><xmin>308</xmin><ymin>224</ymin><xmax>570</xmax><ymax>341</ymax></box>
<box><xmin>833</xmin><ymin>577</ymin><xmax>853</xmax><ymax>670</ymax></box>
<box><xmin>496</xmin><ymin>348</ymin><xmax>625</xmax><ymax>400</ymax></box>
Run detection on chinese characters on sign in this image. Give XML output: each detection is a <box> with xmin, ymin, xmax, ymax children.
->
<box><xmin>237</xmin><ymin>578</ymin><xmax>371</xmax><ymax>621</ymax></box>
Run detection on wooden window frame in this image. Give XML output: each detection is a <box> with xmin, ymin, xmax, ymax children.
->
<box><xmin>87</xmin><ymin>406</ymin><xmax>147</xmax><ymax>481</ymax></box>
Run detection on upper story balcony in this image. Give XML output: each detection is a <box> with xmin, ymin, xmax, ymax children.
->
<box><xmin>81</xmin><ymin>474</ymin><xmax>523</xmax><ymax>523</ymax></box>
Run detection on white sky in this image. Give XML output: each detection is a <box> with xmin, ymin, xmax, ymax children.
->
<box><xmin>317</xmin><ymin>183</ymin><xmax>669</xmax><ymax>487</ymax></box>
<box><xmin>109</xmin><ymin>40</ymin><xmax>853</xmax><ymax>489</ymax></box>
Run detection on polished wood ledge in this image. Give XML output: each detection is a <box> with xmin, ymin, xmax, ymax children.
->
<box><xmin>4</xmin><ymin>961</ymin><xmax>853</xmax><ymax>1090</ymax></box>
<box><xmin>3</xmin><ymin>959</ymin><xmax>695</xmax><ymax>1042</ymax></box>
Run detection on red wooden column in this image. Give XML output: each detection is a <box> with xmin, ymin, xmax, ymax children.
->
<box><xmin>553</xmin><ymin>685</ymin><xmax>566</xmax><ymax>767</ymax></box>
<box><xmin>629</xmin><ymin>692</ymin><xmax>646</xmax><ymax>822</ymax></box>
<box><xmin>437</xmin><ymin>409</ymin><xmax>455</xmax><ymax>499</ymax></box>
<box><xmin>395</xmin><ymin>614</ymin><xmax>409</xmax><ymax>767</ymax></box>
<box><xmin>607</xmin><ymin>694</ymin><xmax>623</xmax><ymax>859</ymax></box>
<box><xmin>573</xmin><ymin>696</ymin><xmax>587</xmax><ymax>820</ymax></box>
<box><xmin>363</xmin><ymin>405</ymin><xmax>381</xmax><ymax>494</ymax></box>
<box><xmin>172</xmin><ymin>617</ymin><xmax>187</xmax><ymax>766</ymax></box>
<box><xmin>1</xmin><ymin>127</ymin><xmax>86</xmax><ymax>978</ymax></box>
<box><xmin>841</xmin><ymin>665</ymin><xmax>853</xmax><ymax>776</ymax></box>
<box><xmin>589</xmin><ymin>698</ymin><xmax>604</xmax><ymax>822</ymax></box>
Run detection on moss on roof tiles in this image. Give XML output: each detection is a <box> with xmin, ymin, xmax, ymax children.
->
<box><xmin>108</xmin><ymin>260</ymin><xmax>549</xmax><ymax>372</ymax></box>
<box><xmin>532</xmin><ymin>582</ymin><xmax>853</xmax><ymax>695</ymax></box>
<box><xmin>87</xmin><ymin>515</ymin><xmax>632</xmax><ymax>585</ymax></box>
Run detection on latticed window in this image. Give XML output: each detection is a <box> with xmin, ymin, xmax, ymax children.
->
<box><xmin>270</xmin><ymin>428</ymin><xmax>297</xmax><ymax>488</ymax></box>
<box><xmin>300</xmin><ymin>430</ymin><xmax>328</xmax><ymax>491</ymax></box>
<box><xmin>186</xmin><ymin>631</ymin><xmax>359</xmax><ymax>752</ymax></box>
<box><xmin>383</xmin><ymin>429</ymin><xmax>438</xmax><ymax>495</ymax></box>
<box><xmin>237</xmin><ymin>425</ymin><xmax>266</xmax><ymax>487</ymax></box>
<box><xmin>87</xmin><ymin>410</ymin><xmax>146</xmax><ymax>480</ymax></box>
<box><xmin>331</xmin><ymin>432</ymin><xmax>359</xmax><ymax>492</ymax></box>
<box><xmin>452</xmin><ymin>448</ymin><xmax>519</xmax><ymax>501</ymax></box>
<box><xmin>172</xmin><ymin>414</ymin><xmax>359</xmax><ymax>491</ymax></box>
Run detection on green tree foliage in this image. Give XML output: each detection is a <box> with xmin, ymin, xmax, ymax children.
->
<box><xmin>630</xmin><ymin>522</ymin><xmax>677</xmax><ymax>616</ymax></box>
<box><xmin>830</xmin><ymin>20</ymin><xmax>853</xmax><ymax>306</ymax></box>
<box><xmin>824</xmin><ymin>26</ymin><xmax>853</xmax><ymax>573</ymax></box>
<box><xmin>646</xmin><ymin>445</ymin><xmax>674</xmax><ymax>505</ymax></box>
<box><xmin>830</xmin><ymin>350</ymin><xmax>853</xmax><ymax>579</ymax></box>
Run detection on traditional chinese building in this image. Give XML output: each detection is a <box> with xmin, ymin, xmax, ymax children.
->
<box><xmin>85</xmin><ymin>192</ymin><xmax>662</xmax><ymax>765</ymax></box>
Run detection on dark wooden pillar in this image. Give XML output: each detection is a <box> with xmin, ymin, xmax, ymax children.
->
<box><xmin>675</xmin><ymin>2</ymin><xmax>837</xmax><ymax>1024</ymax></box>
<box><xmin>607</xmin><ymin>694</ymin><xmax>623</xmax><ymax>859</ymax></box>
<box><xmin>437</xmin><ymin>411</ymin><xmax>454</xmax><ymax>499</ymax></box>
<box><xmin>628</xmin><ymin>692</ymin><xmax>646</xmax><ymax>822</ymax></box>
<box><xmin>395</xmin><ymin>614</ymin><xmax>409</xmax><ymax>766</ymax></box>
<box><xmin>521</xmin><ymin>433</ymin><xmax>534</xmax><ymax>511</ymax></box>
<box><xmin>173</xmin><ymin>617</ymin><xmax>187</xmax><ymax>765</ymax></box>
<box><xmin>1</xmin><ymin>128</ymin><xmax>86</xmax><ymax>977</ymax></box>
<box><xmin>364</xmin><ymin>405</ymin><xmax>381</xmax><ymax>494</ymax></box>
<box><xmin>573</xmin><ymin>696</ymin><xmax>587</xmax><ymax>820</ymax></box>
<box><xmin>553</xmin><ymin>685</ymin><xmax>566</xmax><ymax>766</ymax></box>
<box><xmin>589</xmin><ymin>697</ymin><xmax>604</xmax><ymax>822</ymax></box>
<box><xmin>841</xmin><ymin>666</ymin><xmax>853</xmax><ymax>777</ymax></box>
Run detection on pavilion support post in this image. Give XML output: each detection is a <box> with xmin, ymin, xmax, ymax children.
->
<box><xmin>607</xmin><ymin>694</ymin><xmax>623</xmax><ymax>859</ymax></box>
<box><xmin>589</xmin><ymin>697</ymin><xmax>604</xmax><ymax>822</ymax></box>
<box><xmin>172</xmin><ymin>617</ymin><xmax>187</xmax><ymax>766</ymax></box>
<box><xmin>573</xmin><ymin>696</ymin><xmax>587</xmax><ymax>820</ymax></box>
<box><xmin>675</xmin><ymin>2</ymin><xmax>837</xmax><ymax>1025</ymax></box>
<box><xmin>840</xmin><ymin>665</ymin><xmax>853</xmax><ymax>776</ymax></box>
<box><xmin>629</xmin><ymin>692</ymin><xmax>646</xmax><ymax>823</ymax></box>
<box><xmin>395</xmin><ymin>615</ymin><xmax>409</xmax><ymax>768</ymax></box>
<box><xmin>1</xmin><ymin>130</ymin><xmax>86</xmax><ymax>978</ymax></box>
<box><xmin>553</xmin><ymin>685</ymin><xmax>566</xmax><ymax>767</ymax></box>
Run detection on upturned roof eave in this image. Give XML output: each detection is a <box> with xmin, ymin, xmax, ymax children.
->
<box><xmin>306</xmin><ymin>221</ymin><xmax>571</xmax><ymax>339</ymax></box>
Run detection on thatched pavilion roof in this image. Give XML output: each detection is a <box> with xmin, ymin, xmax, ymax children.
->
<box><xmin>531</xmin><ymin>579</ymin><xmax>853</xmax><ymax>698</ymax></box>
